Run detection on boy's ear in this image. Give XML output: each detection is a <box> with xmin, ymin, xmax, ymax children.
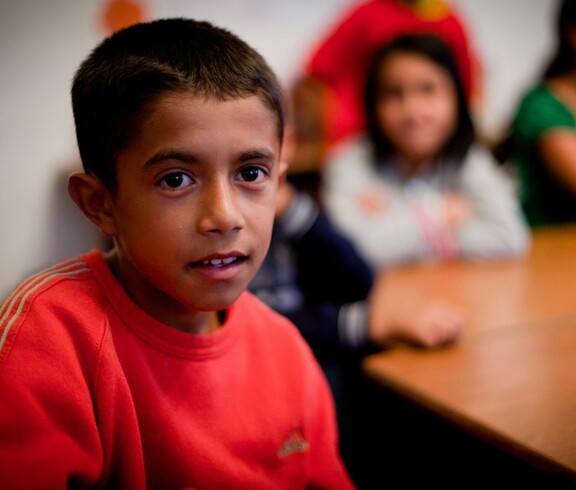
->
<box><xmin>280</xmin><ymin>122</ymin><xmax>296</xmax><ymax>165</ymax></box>
<box><xmin>278</xmin><ymin>160</ymin><xmax>289</xmax><ymax>184</ymax></box>
<box><xmin>278</xmin><ymin>122</ymin><xmax>293</xmax><ymax>184</ymax></box>
<box><xmin>567</xmin><ymin>26</ymin><xmax>576</xmax><ymax>52</ymax></box>
<box><xmin>68</xmin><ymin>172</ymin><xmax>118</xmax><ymax>237</ymax></box>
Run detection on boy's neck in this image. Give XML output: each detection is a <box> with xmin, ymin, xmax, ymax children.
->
<box><xmin>207</xmin><ymin>310</ymin><xmax>227</xmax><ymax>332</ymax></box>
<box><xmin>104</xmin><ymin>249</ymin><xmax>225</xmax><ymax>335</ymax></box>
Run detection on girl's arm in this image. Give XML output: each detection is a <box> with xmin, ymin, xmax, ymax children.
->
<box><xmin>538</xmin><ymin>128</ymin><xmax>576</xmax><ymax>195</ymax></box>
<box><xmin>453</xmin><ymin>145</ymin><xmax>531</xmax><ymax>258</ymax></box>
<box><xmin>322</xmin><ymin>140</ymin><xmax>452</xmax><ymax>267</ymax></box>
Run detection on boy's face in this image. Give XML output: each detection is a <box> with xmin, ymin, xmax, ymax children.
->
<box><xmin>106</xmin><ymin>93</ymin><xmax>282</xmax><ymax>330</ymax></box>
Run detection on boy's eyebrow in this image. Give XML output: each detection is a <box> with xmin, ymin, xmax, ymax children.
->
<box><xmin>143</xmin><ymin>148</ymin><xmax>276</xmax><ymax>168</ymax></box>
<box><xmin>238</xmin><ymin>149</ymin><xmax>276</xmax><ymax>162</ymax></box>
<box><xmin>143</xmin><ymin>150</ymin><xmax>197</xmax><ymax>168</ymax></box>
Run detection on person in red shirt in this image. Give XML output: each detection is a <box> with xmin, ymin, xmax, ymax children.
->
<box><xmin>0</xmin><ymin>18</ymin><xmax>354</xmax><ymax>489</ymax></box>
<box><xmin>290</xmin><ymin>0</ymin><xmax>482</xmax><ymax>171</ymax></box>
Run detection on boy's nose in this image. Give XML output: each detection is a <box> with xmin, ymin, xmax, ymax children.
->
<box><xmin>197</xmin><ymin>180</ymin><xmax>245</xmax><ymax>235</ymax></box>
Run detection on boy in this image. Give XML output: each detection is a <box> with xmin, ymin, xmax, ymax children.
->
<box><xmin>0</xmin><ymin>18</ymin><xmax>354</xmax><ymax>489</ymax></box>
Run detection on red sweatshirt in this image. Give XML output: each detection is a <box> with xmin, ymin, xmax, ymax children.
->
<box><xmin>305</xmin><ymin>0</ymin><xmax>480</xmax><ymax>146</ymax></box>
<box><xmin>0</xmin><ymin>250</ymin><xmax>354</xmax><ymax>489</ymax></box>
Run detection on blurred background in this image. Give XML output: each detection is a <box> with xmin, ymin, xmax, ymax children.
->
<box><xmin>0</xmin><ymin>0</ymin><xmax>557</xmax><ymax>300</ymax></box>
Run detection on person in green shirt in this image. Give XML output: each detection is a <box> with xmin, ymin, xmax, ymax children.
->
<box><xmin>510</xmin><ymin>0</ymin><xmax>576</xmax><ymax>227</ymax></box>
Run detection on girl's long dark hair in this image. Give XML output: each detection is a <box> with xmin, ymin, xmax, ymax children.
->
<box><xmin>543</xmin><ymin>0</ymin><xmax>576</xmax><ymax>79</ymax></box>
<box><xmin>364</xmin><ymin>33</ymin><xmax>475</xmax><ymax>167</ymax></box>
<box><xmin>494</xmin><ymin>0</ymin><xmax>576</xmax><ymax>165</ymax></box>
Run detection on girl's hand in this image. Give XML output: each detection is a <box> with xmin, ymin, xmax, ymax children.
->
<box><xmin>367</xmin><ymin>273</ymin><xmax>465</xmax><ymax>349</ymax></box>
<box><xmin>442</xmin><ymin>193</ymin><xmax>472</xmax><ymax>228</ymax></box>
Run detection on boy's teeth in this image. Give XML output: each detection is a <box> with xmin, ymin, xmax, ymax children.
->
<box><xmin>203</xmin><ymin>257</ymin><xmax>236</xmax><ymax>266</ymax></box>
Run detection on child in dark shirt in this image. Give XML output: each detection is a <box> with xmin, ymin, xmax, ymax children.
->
<box><xmin>250</xmin><ymin>129</ymin><xmax>464</xmax><ymax>485</ymax></box>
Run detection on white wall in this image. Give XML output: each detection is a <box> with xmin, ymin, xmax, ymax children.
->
<box><xmin>455</xmin><ymin>0</ymin><xmax>557</xmax><ymax>139</ymax></box>
<box><xmin>0</xmin><ymin>0</ymin><xmax>559</xmax><ymax>300</ymax></box>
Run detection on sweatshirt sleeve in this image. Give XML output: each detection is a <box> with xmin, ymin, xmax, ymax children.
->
<box><xmin>275</xmin><ymin>191</ymin><xmax>374</xmax><ymax>353</ymax></box>
<box><xmin>0</xmin><ymin>278</ymin><xmax>146</xmax><ymax>490</ymax></box>
<box><xmin>454</xmin><ymin>145</ymin><xmax>531</xmax><ymax>259</ymax></box>
<box><xmin>0</xmin><ymin>291</ymin><xmax>104</xmax><ymax>489</ymax></box>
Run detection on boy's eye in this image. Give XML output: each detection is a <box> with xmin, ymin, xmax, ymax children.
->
<box><xmin>239</xmin><ymin>166</ymin><xmax>267</xmax><ymax>183</ymax></box>
<box><xmin>158</xmin><ymin>172</ymin><xmax>193</xmax><ymax>190</ymax></box>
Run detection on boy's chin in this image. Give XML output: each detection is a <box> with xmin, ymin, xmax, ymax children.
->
<box><xmin>194</xmin><ymin>288</ymin><xmax>245</xmax><ymax>313</ymax></box>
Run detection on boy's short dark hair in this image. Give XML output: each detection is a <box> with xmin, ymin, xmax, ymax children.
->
<box><xmin>72</xmin><ymin>18</ymin><xmax>284</xmax><ymax>190</ymax></box>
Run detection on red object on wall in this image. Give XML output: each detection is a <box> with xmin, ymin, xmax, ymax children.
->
<box><xmin>101</xmin><ymin>0</ymin><xmax>149</xmax><ymax>35</ymax></box>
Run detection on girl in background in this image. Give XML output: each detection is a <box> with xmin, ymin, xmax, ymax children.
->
<box><xmin>289</xmin><ymin>0</ymin><xmax>482</xmax><ymax>172</ymax></box>
<box><xmin>322</xmin><ymin>33</ymin><xmax>529</xmax><ymax>267</ymax></box>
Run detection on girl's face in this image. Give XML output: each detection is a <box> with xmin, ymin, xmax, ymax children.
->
<box><xmin>375</xmin><ymin>51</ymin><xmax>458</xmax><ymax>170</ymax></box>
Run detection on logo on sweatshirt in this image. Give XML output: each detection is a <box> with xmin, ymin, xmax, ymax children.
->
<box><xmin>277</xmin><ymin>429</ymin><xmax>310</xmax><ymax>458</ymax></box>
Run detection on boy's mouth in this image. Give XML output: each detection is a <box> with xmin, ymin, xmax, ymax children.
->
<box><xmin>189</xmin><ymin>254</ymin><xmax>248</xmax><ymax>282</ymax></box>
<box><xmin>200</xmin><ymin>257</ymin><xmax>243</xmax><ymax>267</ymax></box>
<box><xmin>189</xmin><ymin>254</ymin><xmax>248</xmax><ymax>269</ymax></box>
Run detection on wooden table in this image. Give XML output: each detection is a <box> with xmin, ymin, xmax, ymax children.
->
<box><xmin>363</xmin><ymin>225</ymin><xmax>576</xmax><ymax>481</ymax></box>
<box><xmin>370</xmin><ymin>224</ymin><xmax>576</xmax><ymax>335</ymax></box>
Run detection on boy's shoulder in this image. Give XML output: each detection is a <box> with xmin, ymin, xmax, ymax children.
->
<box><xmin>0</xmin><ymin>250</ymin><xmax>108</xmax><ymax>360</ymax></box>
<box><xmin>1</xmin><ymin>252</ymin><xmax>100</xmax><ymax>316</ymax></box>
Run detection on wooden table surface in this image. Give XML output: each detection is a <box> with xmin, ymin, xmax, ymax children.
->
<box><xmin>363</xmin><ymin>225</ymin><xmax>576</xmax><ymax>478</ymax></box>
<box><xmin>371</xmin><ymin>224</ymin><xmax>576</xmax><ymax>335</ymax></box>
